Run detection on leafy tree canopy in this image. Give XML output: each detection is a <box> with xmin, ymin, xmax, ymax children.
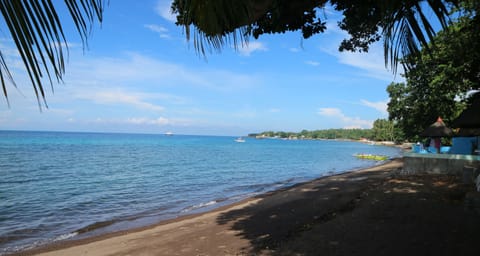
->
<box><xmin>172</xmin><ymin>0</ymin><xmax>459</xmax><ymax>71</ymax></box>
<box><xmin>386</xmin><ymin>1</ymin><xmax>479</xmax><ymax>141</ymax></box>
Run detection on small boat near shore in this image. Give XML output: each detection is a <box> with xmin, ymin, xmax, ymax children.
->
<box><xmin>354</xmin><ymin>154</ymin><xmax>388</xmax><ymax>161</ymax></box>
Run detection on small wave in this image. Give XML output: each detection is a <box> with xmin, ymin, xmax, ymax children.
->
<box><xmin>225</xmin><ymin>178</ymin><xmax>298</xmax><ymax>194</ymax></box>
<box><xmin>181</xmin><ymin>200</ymin><xmax>221</xmax><ymax>213</ymax></box>
<box><xmin>0</xmin><ymin>232</ymin><xmax>77</xmax><ymax>256</ymax></box>
<box><xmin>53</xmin><ymin>232</ymin><xmax>78</xmax><ymax>242</ymax></box>
<box><xmin>75</xmin><ymin>220</ymin><xmax>117</xmax><ymax>234</ymax></box>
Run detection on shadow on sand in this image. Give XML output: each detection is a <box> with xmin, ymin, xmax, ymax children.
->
<box><xmin>216</xmin><ymin>159</ymin><xmax>480</xmax><ymax>255</ymax></box>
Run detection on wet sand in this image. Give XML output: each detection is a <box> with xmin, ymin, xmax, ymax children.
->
<box><xmin>18</xmin><ymin>158</ymin><xmax>480</xmax><ymax>255</ymax></box>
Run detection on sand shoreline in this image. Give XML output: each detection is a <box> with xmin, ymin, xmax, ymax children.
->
<box><xmin>14</xmin><ymin>157</ymin><xmax>480</xmax><ymax>255</ymax></box>
<box><xmin>12</xmin><ymin>159</ymin><xmax>400</xmax><ymax>255</ymax></box>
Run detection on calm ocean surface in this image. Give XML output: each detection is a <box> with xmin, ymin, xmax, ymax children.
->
<box><xmin>0</xmin><ymin>131</ymin><xmax>401</xmax><ymax>254</ymax></box>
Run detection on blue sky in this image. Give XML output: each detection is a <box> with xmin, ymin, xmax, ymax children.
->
<box><xmin>0</xmin><ymin>0</ymin><xmax>403</xmax><ymax>136</ymax></box>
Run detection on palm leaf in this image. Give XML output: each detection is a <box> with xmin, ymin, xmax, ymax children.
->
<box><xmin>0</xmin><ymin>51</ymin><xmax>13</xmax><ymax>107</ymax></box>
<box><xmin>382</xmin><ymin>1</ymin><xmax>454</xmax><ymax>73</ymax></box>
<box><xmin>0</xmin><ymin>0</ymin><xmax>105</xmax><ymax>109</ymax></box>
<box><xmin>177</xmin><ymin>0</ymin><xmax>252</xmax><ymax>55</ymax></box>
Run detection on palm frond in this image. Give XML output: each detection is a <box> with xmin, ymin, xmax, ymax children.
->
<box><xmin>177</xmin><ymin>0</ymin><xmax>252</xmax><ymax>55</ymax></box>
<box><xmin>65</xmin><ymin>0</ymin><xmax>105</xmax><ymax>48</ymax></box>
<box><xmin>0</xmin><ymin>49</ymin><xmax>15</xmax><ymax>107</ymax></box>
<box><xmin>382</xmin><ymin>0</ymin><xmax>454</xmax><ymax>73</ymax></box>
<box><xmin>0</xmin><ymin>0</ymin><xmax>105</xmax><ymax>109</ymax></box>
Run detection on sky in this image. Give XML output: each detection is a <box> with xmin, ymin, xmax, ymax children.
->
<box><xmin>0</xmin><ymin>0</ymin><xmax>404</xmax><ymax>136</ymax></box>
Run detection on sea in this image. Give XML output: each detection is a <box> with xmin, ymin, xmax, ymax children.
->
<box><xmin>0</xmin><ymin>130</ymin><xmax>402</xmax><ymax>254</ymax></box>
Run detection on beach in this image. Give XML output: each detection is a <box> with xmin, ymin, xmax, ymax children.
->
<box><xmin>16</xmin><ymin>158</ymin><xmax>479</xmax><ymax>256</ymax></box>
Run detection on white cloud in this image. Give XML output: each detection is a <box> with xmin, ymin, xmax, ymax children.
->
<box><xmin>76</xmin><ymin>90</ymin><xmax>165</xmax><ymax>112</ymax></box>
<box><xmin>324</xmin><ymin>20</ymin><xmax>347</xmax><ymax>36</ymax></box>
<box><xmin>317</xmin><ymin>23</ymin><xmax>403</xmax><ymax>82</ymax></box>
<box><xmin>155</xmin><ymin>0</ymin><xmax>176</xmax><ymax>22</ymax></box>
<box><xmin>45</xmin><ymin>108</ymin><xmax>75</xmax><ymax>116</ymax></box>
<box><xmin>126</xmin><ymin>117</ymin><xmax>171</xmax><ymax>125</ymax></box>
<box><xmin>89</xmin><ymin>116</ymin><xmax>193</xmax><ymax>127</ymax></box>
<box><xmin>318</xmin><ymin>107</ymin><xmax>342</xmax><ymax>117</ymax></box>
<box><xmin>238</xmin><ymin>41</ymin><xmax>268</xmax><ymax>56</ymax></box>
<box><xmin>144</xmin><ymin>24</ymin><xmax>168</xmax><ymax>33</ymax></box>
<box><xmin>0</xmin><ymin>40</ymin><xmax>34</xmax><ymax>71</ymax></box>
<box><xmin>0</xmin><ymin>109</ymin><xmax>12</xmax><ymax>124</ymax></box>
<box><xmin>321</xmin><ymin>43</ymin><xmax>398</xmax><ymax>82</ymax></box>
<box><xmin>305</xmin><ymin>60</ymin><xmax>320</xmax><ymax>66</ymax></box>
<box><xmin>84</xmin><ymin>53</ymin><xmax>256</xmax><ymax>90</ymax></box>
<box><xmin>318</xmin><ymin>107</ymin><xmax>373</xmax><ymax>129</ymax></box>
<box><xmin>360</xmin><ymin>99</ymin><xmax>388</xmax><ymax>115</ymax></box>
<box><xmin>289</xmin><ymin>47</ymin><xmax>301</xmax><ymax>53</ymax></box>
<box><xmin>144</xmin><ymin>24</ymin><xmax>170</xmax><ymax>39</ymax></box>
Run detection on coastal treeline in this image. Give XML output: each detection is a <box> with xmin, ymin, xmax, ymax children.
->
<box><xmin>249</xmin><ymin>118</ymin><xmax>400</xmax><ymax>142</ymax></box>
<box><xmin>249</xmin><ymin>129</ymin><xmax>372</xmax><ymax>140</ymax></box>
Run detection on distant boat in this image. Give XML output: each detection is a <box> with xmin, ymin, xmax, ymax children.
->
<box><xmin>165</xmin><ymin>132</ymin><xmax>174</xmax><ymax>136</ymax></box>
<box><xmin>234</xmin><ymin>137</ymin><xmax>245</xmax><ymax>143</ymax></box>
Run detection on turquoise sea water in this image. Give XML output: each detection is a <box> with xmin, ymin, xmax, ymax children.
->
<box><xmin>0</xmin><ymin>131</ymin><xmax>401</xmax><ymax>254</ymax></box>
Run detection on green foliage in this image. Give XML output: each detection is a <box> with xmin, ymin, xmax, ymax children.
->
<box><xmin>386</xmin><ymin>3</ymin><xmax>479</xmax><ymax>141</ymax></box>
<box><xmin>372</xmin><ymin>119</ymin><xmax>392</xmax><ymax>142</ymax></box>
<box><xmin>250</xmin><ymin>128</ymin><xmax>374</xmax><ymax>141</ymax></box>
<box><xmin>335</xmin><ymin>0</ymin><xmax>457</xmax><ymax>72</ymax></box>
<box><xmin>173</xmin><ymin>0</ymin><xmax>457</xmax><ymax>72</ymax></box>
<box><xmin>371</xmin><ymin>118</ymin><xmax>405</xmax><ymax>143</ymax></box>
<box><xmin>249</xmin><ymin>118</ymin><xmax>406</xmax><ymax>142</ymax></box>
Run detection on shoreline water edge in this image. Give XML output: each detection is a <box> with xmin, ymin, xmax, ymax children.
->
<box><xmin>9</xmin><ymin>158</ymin><xmax>402</xmax><ymax>256</ymax></box>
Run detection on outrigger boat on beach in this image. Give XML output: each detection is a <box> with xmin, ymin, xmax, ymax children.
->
<box><xmin>354</xmin><ymin>154</ymin><xmax>388</xmax><ymax>161</ymax></box>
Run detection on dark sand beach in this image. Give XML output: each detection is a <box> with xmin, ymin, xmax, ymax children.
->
<box><xmin>17</xmin><ymin>158</ymin><xmax>480</xmax><ymax>256</ymax></box>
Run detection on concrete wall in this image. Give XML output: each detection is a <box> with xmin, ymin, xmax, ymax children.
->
<box><xmin>402</xmin><ymin>152</ymin><xmax>480</xmax><ymax>175</ymax></box>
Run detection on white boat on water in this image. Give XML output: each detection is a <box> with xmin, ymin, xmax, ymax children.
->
<box><xmin>165</xmin><ymin>131</ymin><xmax>174</xmax><ymax>136</ymax></box>
<box><xmin>234</xmin><ymin>137</ymin><xmax>245</xmax><ymax>143</ymax></box>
